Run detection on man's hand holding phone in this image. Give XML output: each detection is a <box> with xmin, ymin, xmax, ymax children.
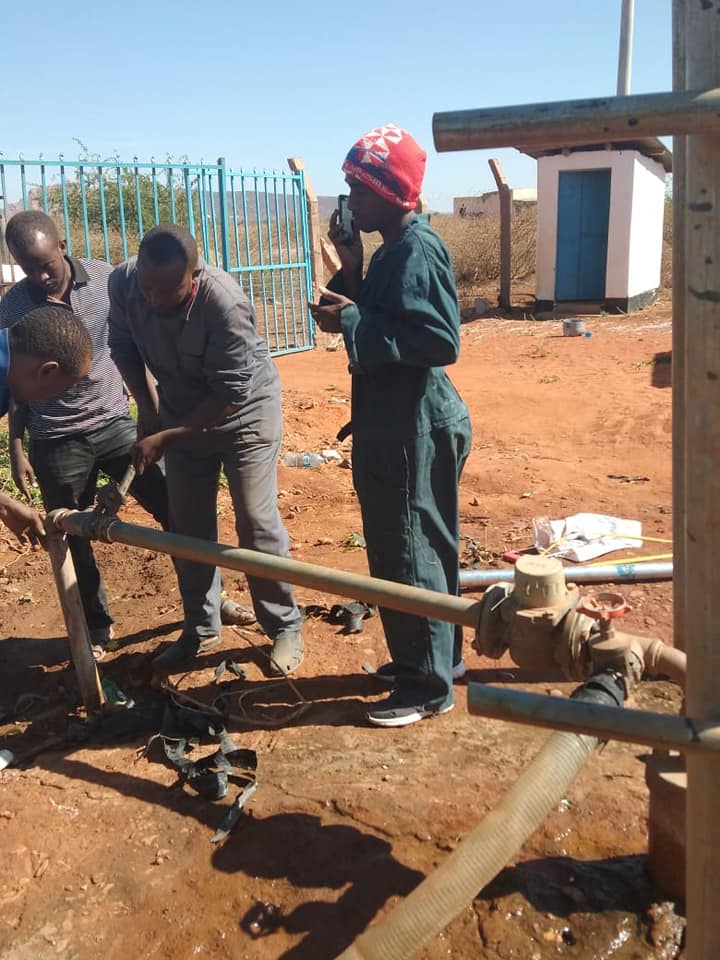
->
<box><xmin>328</xmin><ymin>195</ymin><xmax>363</xmax><ymax>289</ymax></box>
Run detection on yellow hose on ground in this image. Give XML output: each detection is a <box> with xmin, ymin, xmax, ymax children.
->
<box><xmin>336</xmin><ymin>728</ymin><xmax>599</xmax><ymax>960</ymax></box>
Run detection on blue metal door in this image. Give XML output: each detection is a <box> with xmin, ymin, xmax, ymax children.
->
<box><xmin>555</xmin><ymin>169</ymin><xmax>611</xmax><ymax>300</ymax></box>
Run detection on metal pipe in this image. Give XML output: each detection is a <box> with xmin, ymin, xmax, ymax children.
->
<box><xmin>634</xmin><ymin>633</ymin><xmax>686</xmax><ymax>689</ymax></box>
<box><xmin>432</xmin><ymin>88</ymin><xmax>720</xmax><ymax>153</ymax></box>
<box><xmin>683</xmin><ymin>5</ymin><xmax>720</xmax><ymax>958</ymax></box>
<box><xmin>617</xmin><ymin>0</ymin><xmax>635</xmax><ymax>96</ymax></box>
<box><xmin>50</xmin><ymin>510</ymin><xmax>483</xmax><ymax>630</ymax></box>
<box><xmin>672</xmin><ymin>0</ymin><xmax>687</xmax><ymax>654</ymax></box>
<box><xmin>467</xmin><ymin>684</ymin><xmax>720</xmax><ymax>755</ymax></box>
<box><xmin>46</xmin><ymin>534</ymin><xmax>104</xmax><ymax>713</ymax></box>
<box><xmin>459</xmin><ymin>561</ymin><xmax>672</xmax><ymax>589</ymax></box>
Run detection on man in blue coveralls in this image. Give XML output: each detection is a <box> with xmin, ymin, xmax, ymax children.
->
<box><xmin>310</xmin><ymin>123</ymin><xmax>472</xmax><ymax>727</ymax></box>
<box><xmin>0</xmin><ymin>304</ymin><xmax>92</xmax><ymax>544</ymax></box>
<box><xmin>108</xmin><ymin>225</ymin><xmax>303</xmax><ymax>675</ymax></box>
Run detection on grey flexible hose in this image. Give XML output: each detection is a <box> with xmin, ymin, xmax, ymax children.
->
<box><xmin>337</xmin><ymin>727</ymin><xmax>600</xmax><ymax>960</ymax></box>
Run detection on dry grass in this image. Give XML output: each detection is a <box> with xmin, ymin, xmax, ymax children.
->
<box><xmin>433</xmin><ymin>209</ymin><xmax>536</xmax><ymax>293</ymax></box>
<box><xmin>354</xmin><ymin>209</ymin><xmax>537</xmax><ymax>302</ymax></box>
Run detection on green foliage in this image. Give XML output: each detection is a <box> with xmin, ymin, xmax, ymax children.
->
<box><xmin>40</xmin><ymin>167</ymin><xmax>202</xmax><ymax>263</ymax></box>
<box><xmin>0</xmin><ymin>425</ymin><xmax>42</xmax><ymax>507</ymax></box>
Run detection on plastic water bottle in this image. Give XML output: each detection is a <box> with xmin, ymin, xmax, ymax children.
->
<box><xmin>283</xmin><ymin>452</ymin><xmax>325</xmax><ymax>468</ymax></box>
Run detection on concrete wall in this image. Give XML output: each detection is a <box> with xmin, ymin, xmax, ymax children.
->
<box><xmin>627</xmin><ymin>154</ymin><xmax>666</xmax><ymax>297</ymax></box>
<box><xmin>454</xmin><ymin>188</ymin><xmax>537</xmax><ymax>218</ymax></box>
<box><xmin>536</xmin><ymin>149</ymin><xmax>665</xmax><ymax>304</ymax></box>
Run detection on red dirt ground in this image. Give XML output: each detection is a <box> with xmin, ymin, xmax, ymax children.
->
<box><xmin>0</xmin><ymin>297</ymin><xmax>685</xmax><ymax>959</ymax></box>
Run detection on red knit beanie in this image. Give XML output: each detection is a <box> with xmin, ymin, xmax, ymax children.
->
<box><xmin>342</xmin><ymin>123</ymin><xmax>426</xmax><ymax>210</ymax></box>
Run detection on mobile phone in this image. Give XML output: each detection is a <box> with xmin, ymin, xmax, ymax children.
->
<box><xmin>337</xmin><ymin>194</ymin><xmax>354</xmax><ymax>245</ymax></box>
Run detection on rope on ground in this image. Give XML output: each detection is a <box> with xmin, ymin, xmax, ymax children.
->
<box><xmin>163</xmin><ymin>625</ymin><xmax>312</xmax><ymax>728</ymax></box>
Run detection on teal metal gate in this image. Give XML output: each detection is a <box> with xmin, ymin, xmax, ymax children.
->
<box><xmin>0</xmin><ymin>155</ymin><xmax>314</xmax><ymax>355</ymax></box>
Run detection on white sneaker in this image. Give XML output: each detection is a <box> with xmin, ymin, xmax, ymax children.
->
<box><xmin>366</xmin><ymin>697</ymin><xmax>455</xmax><ymax>728</ymax></box>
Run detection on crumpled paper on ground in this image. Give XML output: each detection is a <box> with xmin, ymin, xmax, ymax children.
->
<box><xmin>532</xmin><ymin>513</ymin><xmax>642</xmax><ymax>562</ymax></box>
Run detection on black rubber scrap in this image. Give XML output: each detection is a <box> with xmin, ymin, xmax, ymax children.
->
<box><xmin>329</xmin><ymin>602</ymin><xmax>376</xmax><ymax>634</ymax></box>
<box><xmin>211</xmin><ymin>780</ymin><xmax>258</xmax><ymax>843</ymax></box>
<box><xmin>214</xmin><ymin>659</ymin><xmax>247</xmax><ymax>683</ymax></box>
<box><xmin>143</xmin><ymin>699</ymin><xmax>258</xmax><ymax>840</ymax></box>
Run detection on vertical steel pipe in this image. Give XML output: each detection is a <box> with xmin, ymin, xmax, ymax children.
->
<box><xmin>684</xmin><ymin>4</ymin><xmax>720</xmax><ymax>957</ymax></box>
<box><xmin>617</xmin><ymin>0</ymin><xmax>635</xmax><ymax>96</ymax></box>
<box><xmin>116</xmin><ymin>166</ymin><xmax>128</xmax><ymax>261</ymax></box>
<box><xmin>78</xmin><ymin>166</ymin><xmax>91</xmax><ymax>258</ymax></box>
<box><xmin>98</xmin><ymin>166</ymin><xmax>110</xmax><ymax>262</ymax></box>
<box><xmin>672</xmin><ymin>0</ymin><xmax>687</xmax><ymax>654</ymax></box>
<box><xmin>59</xmin><ymin>164</ymin><xmax>72</xmax><ymax>255</ymax></box>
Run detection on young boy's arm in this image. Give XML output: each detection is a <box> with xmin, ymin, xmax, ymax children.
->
<box><xmin>0</xmin><ymin>490</ymin><xmax>45</xmax><ymax>546</ymax></box>
<box><xmin>7</xmin><ymin>398</ymin><xmax>35</xmax><ymax>501</ymax></box>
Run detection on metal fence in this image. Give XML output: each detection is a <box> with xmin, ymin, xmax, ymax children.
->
<box><xmin>0</xmin><ymin>155</ymin><xmax>314</xmax><ymax>355</ymax></box>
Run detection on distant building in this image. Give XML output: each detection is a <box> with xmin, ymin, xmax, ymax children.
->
<box><xmin>0</xmin><ymin>263</ymin><xmax>25</xmax><ymax>298</ymax></box>
<box><xmin>527</xmin><ymin>140</ymin><xmax>671</xmax><ymax>312</ymax></box>
<box><xmin>453</xmin><ymin>188</ymin><xmax>537</xmax><ymax>218</ymax></box>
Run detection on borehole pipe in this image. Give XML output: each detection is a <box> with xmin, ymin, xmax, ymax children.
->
<box><xmin>336</xmin><ymin>675</ymin><xmax>623</xmax><ymax>960</ymax></box>
<box><xmin>432</xmin><ymin>88</ymin><xmax>720</xmax><ymax>153</ymax></box>
<box><xmin>48</xmin><ymin>510</ymin><xmax>482</xmax><ymax>630</ymax></box>
<box><xmin>467</xmin><ymin>684</ymin><xmax>715</xmax><ymax>754</ymax></box>
<box><xmin>459</xmin><ymin>560</ymin><xmax>672</xmax><ymax>590</ymax></box>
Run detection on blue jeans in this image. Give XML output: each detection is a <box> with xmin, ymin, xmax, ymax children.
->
<box><xmin>353</xmin><ymin>416</ymin><xmax>473</xmax><ymax>712</ymax></box>
<box><xmin>30</xmin><ymin>415</ymin><xmax>169</xmax><ymax>631</ymax></box>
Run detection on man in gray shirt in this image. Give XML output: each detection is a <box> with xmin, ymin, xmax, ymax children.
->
<box><xmin>108</xmin><ymin>224</ymin><xmax>303</xmax><ymax>675</ymax></box>
<box><xmin>0</xmin><ymin>211</ymin><xmax>169</xmax><ymax>658</ymax></box>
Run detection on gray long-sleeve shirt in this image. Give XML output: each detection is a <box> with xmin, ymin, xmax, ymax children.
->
<box><xmin>108</xmin><ymin>258</ymin><xmax>272</xmax><ymax>430</ymax></box>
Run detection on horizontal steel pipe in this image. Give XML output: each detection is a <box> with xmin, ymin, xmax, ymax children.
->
<box><xmin>52</xmin><ymin>511</ymin><xmax>482</xmax><ymax>630</ymax></box>
<box><xmin>460</xmin><ymin>561</ymin><xmax>672</xmax><ymax>590</ymax></box>
<box><xmin>433</xmin><ymin>88</ymin><xmax>720</xmax><ymax>152</ymax></box>
<box><xmin>468</xmin><ymin>683</ymin><xmax>719</xmax><ymax>754</ymax></box>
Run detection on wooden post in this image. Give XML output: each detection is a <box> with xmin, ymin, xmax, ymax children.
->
<box><xmin>287</xmin><ymin>157</ymin><xmax>323</xmax><ymax>295</ymax></box>
<box><xmin>672</xmin><ymin>0</ymin><xmax>687</xmax><ymax>653</ymax></box>
<box><xmin>683</xmin><ymin>2</ymin><xmax>720</xmax><ymax>957</ymax></box>
<box><xmin>320</xmin><ymin>236</ymin><xmax>341</xmax><ymax>277</ymax></box>
<box><xmin>47</xmin><ymin>533</ymin><xmax>105</xmax><ymax>713</ymax></box>
<box><xmin>488</xmin><ymin>158</ymin><xmax>512</xmax><ymax>309</ymax></box>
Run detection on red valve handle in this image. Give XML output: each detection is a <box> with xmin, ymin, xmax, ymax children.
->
<box><xmin>577</xmin><ymin>591</ymin><xmax>628</xmax><ymax>621</ymax></box>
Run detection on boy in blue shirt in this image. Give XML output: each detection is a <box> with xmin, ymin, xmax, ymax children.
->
<box><xmin>0</xmin><ymin>304</ymin><xmax>92</xmax><ymax>544</ymax></box>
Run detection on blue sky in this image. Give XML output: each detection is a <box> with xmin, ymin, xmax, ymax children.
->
<box><xmin>2</xmin><ymin>0</ymin><xmax>671</xmax><ymax>211</ymax></box>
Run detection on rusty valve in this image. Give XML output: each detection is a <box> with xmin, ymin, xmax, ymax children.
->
<box><xmin>577</xmin><ymin>591</ymin><xmax>629</xmax><ymax>628</ymax></box>
<box><xmin>577</xmin><ymin>591</ymin><xmax>642</xmax><ymax>692</ymax></box>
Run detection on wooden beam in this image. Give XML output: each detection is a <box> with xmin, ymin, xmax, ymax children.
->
<box><xmin>287</xmin><ymin>157</ymin><xmax>323</xmax><ymax>296</ymax></box>
<box><xmin>683</xmin><ymin>3</ymin><xmax>720</xmax><ymax>957</ymax></box>
<box><xmin>672</xmin><ymin>0</ymin><xmax>687</xmax><ymax>655</ymax></box>
<box><xmin>488</xmin><ymin>158</ymin><xmax>512</xmax><ymax>309</ymax></box>
<box><xmin>433</xmin><ymin>88</ymin><xmax>720</xmax><ymax>153</ymax></box>
<box><xmin>47</xmin><ymin>532</ymin><xmax>104</xmax><ymax>713</ymax></box>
